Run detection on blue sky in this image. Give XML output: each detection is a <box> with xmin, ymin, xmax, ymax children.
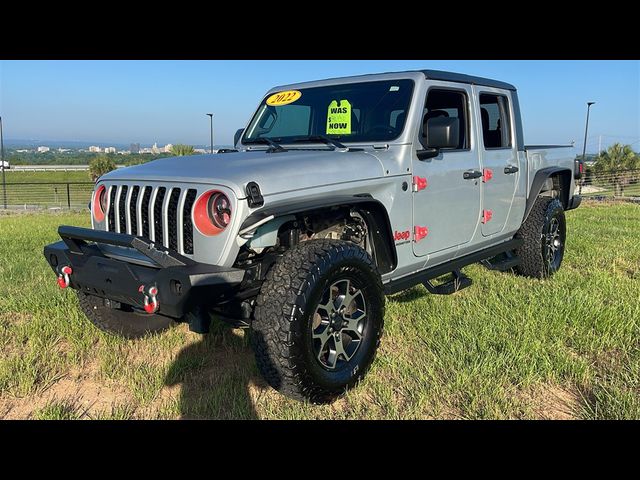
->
<box><xmin>1</xmin><ymin>60</ymin><xmax>638</xmax><ymax>152</ymax></box>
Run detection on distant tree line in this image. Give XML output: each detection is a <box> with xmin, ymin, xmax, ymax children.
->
<box><xmin>87</xmin><ymin>145</ymin><xmax>198</xmax><ymax>181</ymax></box>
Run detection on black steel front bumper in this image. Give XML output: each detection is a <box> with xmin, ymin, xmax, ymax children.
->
<box><xmin>43</xmin><ymin>226</ymin><xmax>245</xmax><ymax>319</ymax></box>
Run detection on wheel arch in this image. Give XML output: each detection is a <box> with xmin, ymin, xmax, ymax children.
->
<box><xmin>524</xmin><ymin>167</ymin><xmax>572</xmax><ymax>223</ymax></box>
<box><xmin>239</xmin><ymin>195</ymin><xmax>397</xmax><ymax>275</ymax></box>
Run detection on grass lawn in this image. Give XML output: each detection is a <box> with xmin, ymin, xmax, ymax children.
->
<box><xmin>0</xmin><ymin>202</ymin><xmax>638</xmax><ymax>419</ymax></box>
<box><xmin>3</xmin><ymin>170</ymin><xmax>91</xmax><ymax>184</ymax></box>
<box><xmin>1</xmin><ymin>171</ymin><xmax>93</xmax><ymax>210</ymax></box>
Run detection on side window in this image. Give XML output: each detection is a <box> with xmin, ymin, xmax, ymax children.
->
<box><xmin>424</xmin><ymin>89</ymin><xmax>469</xmax><ymax>150</ymax></box>
<box><xmin>479</xmin><ymin>93</ymin><xmax>512</xmax><ymax>149</ymax></box>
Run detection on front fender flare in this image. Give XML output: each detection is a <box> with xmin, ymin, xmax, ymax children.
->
<box><xmin>239</xmin><ymin>195</ymin><xmax>397</xmax><ymax>274</ymax></box>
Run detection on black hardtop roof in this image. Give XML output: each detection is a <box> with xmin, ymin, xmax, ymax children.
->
<box><xmin>272</xmin><ymin>69</ymin><xmax>517</xmax><ymax>92</ymax></box>
<box><xmin>419</xmin><ymin>69</ymin><xmax>517</xmax><ymax>91</ymax></box>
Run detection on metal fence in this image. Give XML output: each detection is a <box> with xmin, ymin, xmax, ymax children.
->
<box><xmin>0</xmin><ymin>169</ymin><xmax>638</xmax><ymax>212</ymax></box>
<box><xmin>579</xmin><ymin>168</ymin><xmax>640</xmax><ymax>200</ymax></box>
<box><xmin>0</xmin><ymin>182</ymin><xmax>94</xmax><ymax>210</ymax></box>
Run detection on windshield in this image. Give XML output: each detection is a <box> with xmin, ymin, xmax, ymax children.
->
<box><xmin>243</xmin><ymin>79</ymin><xmax>414</xmax><ymax>144</ymax></box>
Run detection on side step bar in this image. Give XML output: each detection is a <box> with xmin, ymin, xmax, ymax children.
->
<box><xmin>481</xmin><ymin>250</ymin><xmax>521</xmax><ymax>272</ymax></box>
<box><xmin>423</xmin><ymin>269</ymin><xmax>472</xmax><ymax>295</ymax></box>
<box><xmin>384</xmin><ymin>238</ymin><xmax>523</xmax><ymax>295</ymax></box>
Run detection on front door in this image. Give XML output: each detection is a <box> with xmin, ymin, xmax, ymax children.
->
<box><xmin>474</xmin><ymin>88</ymin><xmax>519</xmax><ymax>236</ymax></box>
<box><xmin>412</xmin><ymin>84</ymin><xmax>481</xmax><ymax>257</ymax></box>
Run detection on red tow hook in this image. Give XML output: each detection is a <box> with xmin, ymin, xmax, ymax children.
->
<box><xmin>57</xmin><ymin>265</ymin><xmax>72</xmax><ymax>289</ymax></box>
<box><xmin>139</xmin><ymin>284</ymin><xmax>159</xmax><ymax>314</ymax></box>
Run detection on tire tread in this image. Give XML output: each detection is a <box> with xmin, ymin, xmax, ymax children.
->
<box><xmin>251</xmin><ymin>240</ymin><xmax>384</xmax><ymax>403</ymax></box>
<box><xmin>515</xmin><ymin>197</ymin><xmax>564</xmax><ymax>279</ymax></box>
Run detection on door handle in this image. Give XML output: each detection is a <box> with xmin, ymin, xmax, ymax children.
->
<box><xmin>463</xmin><ymin>170</ymin><xmax>482</xmax><ymax>180</ymax></box>
<box><xmin>504</xmin><ymin>165</ymin><xmax>519</xmax><ymax>174</ymax></box>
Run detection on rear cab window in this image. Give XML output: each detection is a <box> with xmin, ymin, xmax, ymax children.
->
<box><xmin>479</xmin><ymin>93</ymin><xmax>512</xmax><ymax>149</ymax></box>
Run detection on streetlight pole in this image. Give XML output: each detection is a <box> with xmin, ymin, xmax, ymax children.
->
<box><xmin>206</xmin><ymin>113</ymin><xmax>214</xmax><ymax>154</ymax></box>
<box><xmin>0</xmin><ymin>116</ymin><xmax>6</xmax><ymax>209</ymax></box>
<box><xmin>579</xmin><ymin>102</ymin><xmax>595</xmax><ymax>195</ymax></box>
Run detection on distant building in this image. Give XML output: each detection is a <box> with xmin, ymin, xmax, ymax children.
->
<box><xmin>130</xmin><ymin>143</ymin><xmax>140</xmax><ymax>154</ymax></box>
<box><xmin>89</xmin><ymin>146</ymin><xmax>101</xmax><ymax>153</ymax></box>
<box><xmin>117</xmin><ymin>150</ymin><xmax>130</xmax><ymax>155</ymax></box>
<box><xmin>104</xmin><ymin>147</ymin><xmax>117</xmax><ymax>154</ymax></box>
<box><xmin>16</xmin><ymin>149</ymin><xmax>30</xmax><ymax>153</ymax></box>
<box><xmin>57</xmin><ymin>148</ymin><xmax>71</xmax><ymax>153</ymax></box>
<box><xmin>37</xmin><ymin>146</ymin><xmax>50</xmax><ymax>153</ymax></box>
<box><xmin>151</xmin><ymin>142</ymin><xmax>160</xmax><ymax>154</ymax></box>
<box><xmin>163</xmin><ymin>143</ymin><xmax>173</xmax><ymax>153</ymax></box>
<box><xmin>194</xmin><ymin>148</ymin><xmax>207</xmax><ymax>154</ymax></box>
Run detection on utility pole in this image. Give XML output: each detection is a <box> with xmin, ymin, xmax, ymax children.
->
<box><xmin>598</xmin><ymin>135</ymin><xmax>602</xmax><ymax>158</ymax></box>
<box><xmin>206</xmin><ymin>113</ymin><xmax>214</xmax><ymax>154</ymax></box>
<box><xmin>0</xmin><ymin>116</ymin><xmax>6</xmax><ymax>209</ymax></box>
<box><xmin>579</xmin><ymin>102</ymin><xmax>596</xmax><ymax>195</ymax></box>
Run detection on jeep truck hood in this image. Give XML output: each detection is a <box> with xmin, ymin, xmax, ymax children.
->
<box><xmin>101</xmin><ymin>150</ymin><xmax>386</xmax><ymax>198</ymax></box>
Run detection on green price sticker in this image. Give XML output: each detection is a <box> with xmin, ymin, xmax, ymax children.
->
<box><xmin>326</xmin><ymin>100</ymin><xmax>351</xmax><ymax>135</ymax></box>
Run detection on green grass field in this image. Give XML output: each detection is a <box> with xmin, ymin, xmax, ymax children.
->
<box><xmin>0</xmin><ymin>203</ymin><xmax>638</xmax><ymax>419</ymax></box>
<box><xmin>1</xmin><ymin>171</ymin><xmax>93</xmax><ymax>210</ymax></box>
<box><xmin>3</xmin><ymin>170</ymin><xmax>91</xmax><ymax>184</ymax></box>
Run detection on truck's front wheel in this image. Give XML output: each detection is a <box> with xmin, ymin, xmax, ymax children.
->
<box><xmin>77</xmin><ymin>292</ymin><xmax>175</xmax><ymax>339</ymax></box>
<box><xmin>251</xmin><ymin>240</ymin><xmax>385</xmax><ymax>404</ymax></box>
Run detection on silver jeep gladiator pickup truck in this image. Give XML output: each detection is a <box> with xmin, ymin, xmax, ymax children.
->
<box><xmin>44</xmin><ymin>69</ymin><xmax>582</xmax><ymax>403</ymax></box>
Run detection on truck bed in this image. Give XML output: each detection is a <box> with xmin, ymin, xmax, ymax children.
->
<box><xmin>524</xmin><ymin>144</ymin><xmax>576</xmax><ymax>198</ymax></box>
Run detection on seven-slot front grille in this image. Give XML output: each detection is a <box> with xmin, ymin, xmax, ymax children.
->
<box><xmin>106</xmin><ymin>184</ymin><xmax>198</xmax><ymax>255</ymax></box>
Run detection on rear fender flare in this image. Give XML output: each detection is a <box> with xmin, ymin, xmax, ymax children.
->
<box><xmin>523</xmin><ymin>167</ymin><xmax>571</xmax><ymax>223</ymax></box>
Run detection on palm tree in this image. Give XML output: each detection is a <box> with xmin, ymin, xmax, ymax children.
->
<box><xmin>170</xmin><ymin>144</ymin><xmax>195</xmax><ymax>156</ymax></box>
<box><xmin>594</xmin><ymin>143</ymin><xmax>640</xmax><ymax>196</ymax></box>
<box><xmin>89</xmin><ymin>156</ymin><xmax>116</xmax><ymax>182</ymax></box>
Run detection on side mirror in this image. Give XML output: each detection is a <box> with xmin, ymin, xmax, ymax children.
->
<box><xmin>234</xmin><ymin>128</ymin><xmax>245</xmax><ymax>146</ymax></box>
<box><xmin>425</xmin><ymin>117</ymin><xmax>459</xmax><ymax>149</ymax></box>
<box><xmin>416</xmin><ymin>117</ymin><xmax>459</xmax><ymax>161</ymax></box>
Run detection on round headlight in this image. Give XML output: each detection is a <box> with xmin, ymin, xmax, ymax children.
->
<box><xmin>93</xmin><ymin>185</ymin><xmax>107</xmax><ymax>222</ymax></box>
<box><xmin>99</xmin><ymin>187</ymin><xmax>108</xmax><ymax>213</ymax></box>
<box><xmin>192</xmin><ymin>190</ymin><xmax>232</xmax><ymax>236</ymax></box>
<box><xmin>208</xmin><ymin>192</ymin><xmax>231</xmax><ymax>229</ymax></box>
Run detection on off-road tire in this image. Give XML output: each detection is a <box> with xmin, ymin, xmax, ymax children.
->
<box><xmin>251</xmin><ymin>240</ymin><xmax>385</xmax><ymax>404</ymax></box>
<box><xmin>515</xmin><ymin>197</ymin><xmax>566</xmax><ymax>279</ymax></box>
<box><xmin>77</xmin><ymin>292</ymin><xmax>175</xmax><ymax>339</ymax></box>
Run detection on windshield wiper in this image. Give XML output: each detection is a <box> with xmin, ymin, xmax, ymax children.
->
<box><xmin>291</xmin><ymin>135</ymin><xmax>348</xmax><ymax>150</ymax></box>
<box><xmin>244</xmin><ymin>137</ymin><xmax>287</xmax><ymax>153</ymax></box>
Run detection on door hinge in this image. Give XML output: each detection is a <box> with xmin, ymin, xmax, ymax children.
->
<box><xmin>414</xmin><ymin>225</ymin><xmax>429</xmax><ymax>242</ymax></box>
<box><xmin>482</xmin><ymin>168</ymin><xmax>493</xmax><ymax>183</ymax></box>
<box><xmin>482</xmin><ymin>209</ymin><xmax>493</xmax><ymax>224</ymax></box>
<box><xmin>412</xmin><ymin>176</ymin><xmax>428</xmax><ymax>192</ymax></box>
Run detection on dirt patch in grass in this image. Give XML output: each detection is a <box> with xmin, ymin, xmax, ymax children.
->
<box><xmin>519</xmin><ymin>384</ymin><xmax>581</xmax><ymax>420</ymax></box>
<box><xmin>593</xmin><ymin>349</ymin><xmax>627</xmax><ymax>372</ymax></box>
<box><xmin>0</xmin><ymin>312</ymin><xmax>33</xmax><ymax>327</ymax></box>
<box><xmin>0</xmin><ymin>368</ymin><xmax>134</xmax><ymax>419</ymax></box>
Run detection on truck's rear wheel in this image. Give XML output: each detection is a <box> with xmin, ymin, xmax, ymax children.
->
<box><xmin>515</xmin><ymin>197</ymin><xmax>566</xmax><ymax>279</ymax></box>
<box><xmin>77</xmin><ymin>292</ymin><xmax>175</xmax><ymax>339</ymax></box>
<box><xmin>251</xmin><ymin>240</ymin><xmax>385</xmax><ymax>404</ymax></box>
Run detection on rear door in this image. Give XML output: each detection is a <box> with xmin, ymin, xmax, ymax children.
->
<box><xmin>412</xmin><ymin>84</ymin><xmax>481</xmax><ymax>257</ymax></box>
<box><xmin>474</xmin><ymin>88</ymin><xmax>519</xmax><ymax>236</ymax></box>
